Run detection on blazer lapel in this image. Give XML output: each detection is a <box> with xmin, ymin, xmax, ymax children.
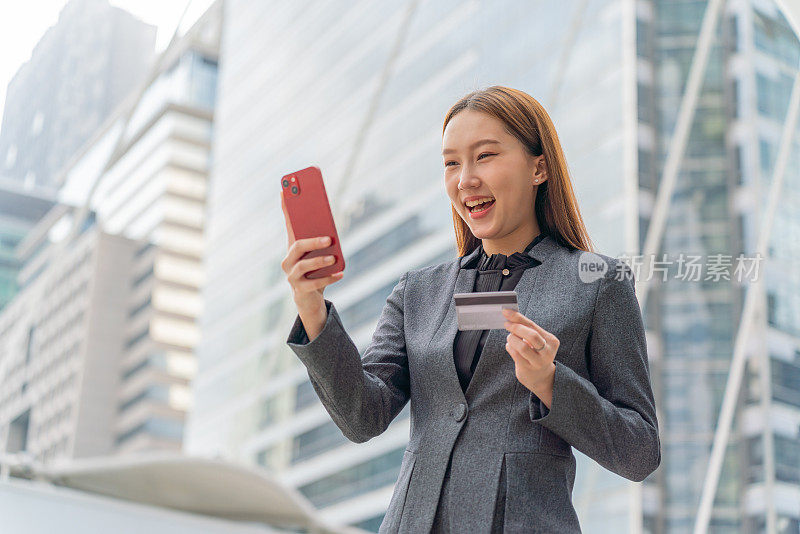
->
<box><xmin>430</xmin><ymin>264</ymin><xmax>476</xmax><ymax>404</ymax></box>
<box><xmin>431</xmin><ymin>235</ymin><xmax>562</xmax><ymax>404</ymax></box>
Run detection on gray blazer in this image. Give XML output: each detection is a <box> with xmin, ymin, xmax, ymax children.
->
<box><xmin>286</xmin><ymin>234</ymin><xmax>660</xmax><ymax>533</ymax></box>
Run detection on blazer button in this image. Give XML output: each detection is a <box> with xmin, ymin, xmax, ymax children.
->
<box><xmin>502</xmin><ymin>268</ymin><xmax>510</xmax><ymax>276</ymax></box>
<box><xmin>453</xmin><ymin>403</ymin><xmax>467</xmax><ymax>422</ymax></box>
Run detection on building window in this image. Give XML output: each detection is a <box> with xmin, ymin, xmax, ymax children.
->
<box><xmin>756</xmin><ymin>72</ymin><xmax>794</xmax><ymax>123</ymax></box>
<box><xmin>259</xmin><ymin>395</ymin><xmax>279</xmax><ymax>429</ymax></box>
<box><xmin>132</xmin><ymin>266</ymin><xmax>154</xmax><ymax>288</ymax></box>
<box><xmin>292</xmin><ymin>420</ymin><xmax>348</xmax><ymax>464</ymax></box>
<box><xmin>129</xmin><ymin>295</ymin><xmax>152</xmax><ymax>318</ymax></box>
<box><xmin>295</xmin><ymin>380</ymin><xmax>319</xmax><ymax>411</ymax></box>
<box><xmin>125</xmin><ymin>325</ymin><xmax>150</xmax><ymax>348</ymax></box>
<box><xmin>119</xmin><ymin>384</ymin><xmax>170</xmax><ymax>412</ymax></box>
<box><xmin>753</xmin><ymin>8</ymin><xmax>800</xmax><ymax>67</ymax></box>
<box><xmin>745</xmin><ymin>432</ymin><xmax>800</xmax><ymax>485</ymax></box>
<box><xmin>298</xmin><ymin>446</ymin><xmax>405</xmax><ymax>508</ymax></box>
<box><xmin>116</xmin><ymin>416</ymin><xmax>183</xmax><ymax>445</ymax></box>
<box><xmin>353</xmin><ymin>513</ymin><xmax>385</xmax><ymax>532</ymax></box>
<box><xmin>339</xmin><ymin>279</ymin><xmax>399</xmax><ymax>332</ymax></box>
<box><xmin>771</xmin><ymin>357</ymin><xmax>800</xmax><ymax>408</ymax></box>
<box><xmin>774</xmin><ymin>434</ymin><xmax>800</xmax><ymax>484</ymax></box>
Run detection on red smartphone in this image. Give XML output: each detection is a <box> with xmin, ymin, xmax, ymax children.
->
<box><xmin>281</xmin><ymin>165</ymin><xmax>345</xmax><ymax>279</ymax></box>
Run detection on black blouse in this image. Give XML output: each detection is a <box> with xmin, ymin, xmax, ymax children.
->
<box><xmin>453</xmin><ymin>233</ymin><xmax>546</xmax><ymax>393</ymax></box>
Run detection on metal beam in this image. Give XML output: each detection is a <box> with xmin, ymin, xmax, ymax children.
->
<box><xmin>742</xmin><ymin>4</ymin><xmax>777</xmax><ymax>531</ymax></box>
<box><xmin>759</xmin><ymin>288</ymin><xmax>777</xmax><ymax>534</ymax></box>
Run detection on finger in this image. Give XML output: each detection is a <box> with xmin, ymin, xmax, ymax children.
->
<box><xmin>506</xmin><ymin>339</ymin><xmax>534</xmax><ymax>368</ymax></box>
<box><xmin>294</xmin><ymin>254</ymin><xmax>337</xmax><ymax>279</ymax></box>
<box><xmin>506</xmin><ymin>342</ymin><xmax>537</xmax><ymax>371</ymax></box>
<box><xmin>295</xmin><ymin>270</ymin><xmax>344</xmax><ymax>291</ymax></box>
<box><xmin>503</xmin><ymin>310</ymin><xmax>555</xmax><ymax>342</ymax></box>
<box><xmin>507</xmin><ymin>334</ymin><xmax>539</xmax><ymax>366</ymax></box>
<box><xmin>287</xmin><ymin>236</ymin><xmax>332</xmax><ymax>267</ymax></box>
<box><xmin>502</xmin><ymin>309</ymin><xmax>537</xmax><ymax>328</ymax></box>
<box><xmin>505</xmin><ymin>323</ymin><xmax>546</xmax><ymax>351</ymax></box>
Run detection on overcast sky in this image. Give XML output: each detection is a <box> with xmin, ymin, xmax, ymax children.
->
<box><xmin>0</xmin><ymin>0</ymin><xmax>215</xmax><ymax>122</ymax></box>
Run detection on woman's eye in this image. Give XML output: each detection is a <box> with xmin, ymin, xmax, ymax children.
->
<box><xmin>444</xmin><ymin>153</ymin><xmax>495</xmax><ymax>167</ymax></box>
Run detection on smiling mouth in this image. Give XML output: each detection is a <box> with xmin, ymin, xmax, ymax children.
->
<box><xmin>467</xmin><ymin>199</ymin><xmax>496</xmax><ymax>212</ymax></box>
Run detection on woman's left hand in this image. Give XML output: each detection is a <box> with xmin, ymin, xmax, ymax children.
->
<box><xmin>502</xmin><ymin>308</ymin><xmax>559</xmax><ymax>408</ymax></box>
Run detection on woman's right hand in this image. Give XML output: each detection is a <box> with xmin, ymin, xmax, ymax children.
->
<box><xmin>280</xmin><ymin>193</ymin><xmax>344</xmax><ymax>316</ymax></box>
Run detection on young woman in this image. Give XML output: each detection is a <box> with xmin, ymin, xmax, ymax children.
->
<box><xmin>282</xmin><ymin>86</ymin><xmax>660</xmax><ymax>533</ymax></box>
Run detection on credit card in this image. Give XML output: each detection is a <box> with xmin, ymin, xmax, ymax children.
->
<box><xmin>453</xmin><ymin>290</ymin><xmax>519</xmax><ymax>331</ymax></box>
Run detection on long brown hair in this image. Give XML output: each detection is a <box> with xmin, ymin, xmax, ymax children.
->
<box><xmin>443</xmin><ymin>85</ymin><xmax>594</xmax><ymax>256</ymax></box>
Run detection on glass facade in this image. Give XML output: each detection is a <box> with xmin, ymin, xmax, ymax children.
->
<box><xmin>124</xmin><ymin>51</ymin><xmax>218</xmax><ymax>143</ymax></box>
<box><xmin>187</xmin><ymin>0</ymin><xmax>800</xmax><ymax>531</ymax></box>
<box><xmin>642</xmin><ymin>0</ymin><xmax>800</xmax><ymax>532</ymax></box>
<box><xmin>298</xmin><ymin>446</ymin><xmax>406</xmax><ymax>508</ymax></box>
<box><xmin>0</xmin><ymin>186</ymin><xmax>56</xmax><ymax>312</ymax></box>
<box><xmin>738</xmin><ymin>3</ymin><xmax>800</xmax><ymax>532</ymax></box>
<box><xmin>188</xmin><ymin>0</ymin><xmax>636</xmax><ymax>530</ymax></box>
<box><xmin>0</xmin><ymin>229</ymin><xmax>22</xmax><ymax>309</ymax></box>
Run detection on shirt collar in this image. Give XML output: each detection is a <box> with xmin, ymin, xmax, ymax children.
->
<box><xmin>460</xmin><ymin>233</ymin><xmax>548</xmax><ymax>270</ymax></box>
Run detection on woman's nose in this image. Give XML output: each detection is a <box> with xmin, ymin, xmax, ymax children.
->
<box><xmin>457</xmin><ymin>171</ymin><xmax>481</xmax><ymax>190</ymax></box>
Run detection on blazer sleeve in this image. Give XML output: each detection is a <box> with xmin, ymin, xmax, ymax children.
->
<box><xmin>529</xmin><ymin>261</ymin><xmax>661</xmax><ymax>482</ymax></box>
<box><xmin>285</xmin><ymin>271</ymin><xmax>410</xmax><ymax>444</ymax></box>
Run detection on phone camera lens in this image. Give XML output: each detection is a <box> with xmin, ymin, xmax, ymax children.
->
<box><xmin>282</xmin><ymin>179</ymin><xmax>289</xmax><ymax>187</ymax></box>
<box><xmin>291</xmin><ymin>186</ymin><xmax>298</xmax><ymax>194</ymax></box>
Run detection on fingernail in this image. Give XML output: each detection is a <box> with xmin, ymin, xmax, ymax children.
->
<box><xmin>320</xmin><ymin>236</ymin><xmax>331</xmax><ymax>244</ymax></box>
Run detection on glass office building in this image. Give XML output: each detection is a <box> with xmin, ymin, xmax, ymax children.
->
<box><xmin>0</xmin><ymin>0</ymin><xmax>156</xmax><ymax>190</ymax></box>
<box><xmin>188</xmin><ymin>0</ymin><xmax>638</xmax><ymax>530</ymax></box>
<box><xmin>638</xmin><ymin>1</ymin><xmax>800</xmax><ymax>532</ymax></box>
<box><xmin>26</xmin><ymin>3</ymin><xmax>223</xmax><ymax>459</ymax></box>
<box><xmin>0</xmin><ymin>180</ymin><xmax>55</xmax><ymax>311</ymax></box>
<box><xmin>187</xmin><ymin>0</ymin><xmax>800</xmax><ymax>531</ymax></box>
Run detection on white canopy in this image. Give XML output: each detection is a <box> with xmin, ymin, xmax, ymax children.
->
<box><xmin>4</xmin><ymin>453</ymin><xmax>366</xmax><ymax>534</ymax></box>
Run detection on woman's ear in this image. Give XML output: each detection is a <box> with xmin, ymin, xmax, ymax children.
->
<box><xmin>533</xmin><ymin>155</ymin><xmax>548</xmax><ymax>184</ymax></box>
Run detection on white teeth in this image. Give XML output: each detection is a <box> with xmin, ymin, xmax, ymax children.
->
<box><xmin>465</xmin><ymin>197</ymin><xmax>495</xmax><ymax>208</ymax></box>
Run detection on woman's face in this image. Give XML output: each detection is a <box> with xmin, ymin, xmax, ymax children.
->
<box><xmin>442</xmin><ymin>110</ymin><xmax>546</xmax><ymax>246</ymax></box>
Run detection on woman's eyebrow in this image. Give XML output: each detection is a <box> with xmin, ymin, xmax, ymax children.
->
<box><xmin>442</xmin><ymin>138</ymin><xmax>501</xmax><ymax>155</ymax></box>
